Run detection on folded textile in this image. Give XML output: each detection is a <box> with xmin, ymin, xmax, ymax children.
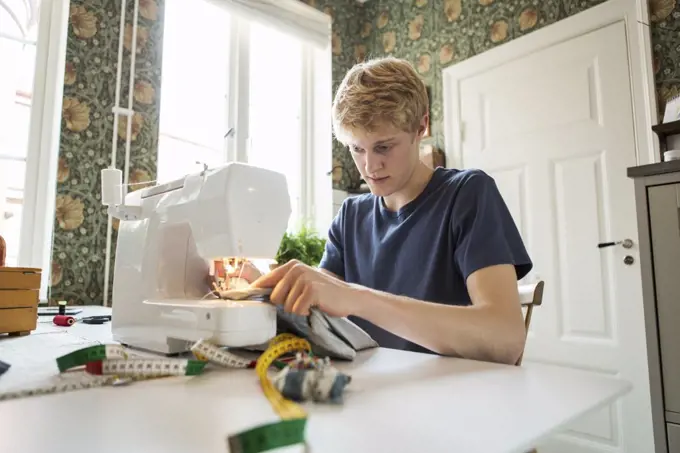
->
<box><xmin>246</xmin><ymin>305</ymin><xmax>379</xmax><ymax>361</ymax></box>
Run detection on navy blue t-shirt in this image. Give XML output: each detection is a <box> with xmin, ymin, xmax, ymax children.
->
<box><xmin>319</xmin><ymin>167</ymin><xmax>533</xmax><ymax>354</ymax></box>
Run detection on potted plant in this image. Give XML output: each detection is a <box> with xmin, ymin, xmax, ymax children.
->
<box><xmin>273</xmin><ymin>225</ymin><xmax>326</xmax><ymax>269</ymax></box>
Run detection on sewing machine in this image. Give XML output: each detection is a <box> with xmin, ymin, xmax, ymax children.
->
<box><xmin>101</xmin><ymin>163</ymin><xmax>291</xmax><ymax>354</ymax></box>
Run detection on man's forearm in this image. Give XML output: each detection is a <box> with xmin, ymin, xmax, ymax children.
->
<box><xmin>347</xmin><ymin>284</ymin><xmax>526</xmax><ymax>365</ymax></box>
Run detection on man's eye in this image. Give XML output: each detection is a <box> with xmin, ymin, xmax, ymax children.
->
<box><xmin>350</xmin><ymin>146</ymin><xmax>364</xmax><ymax>154</ymax></box>
<box><xmin>375</xmin><ymin>145</ymin><xmax>390</xmax><ymax>153</ymax></box>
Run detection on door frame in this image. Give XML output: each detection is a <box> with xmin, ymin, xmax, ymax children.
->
<box><xmin>442</xmin><ymin>0</ymin><xmax>658</xmax><ymax>169</ymax></box>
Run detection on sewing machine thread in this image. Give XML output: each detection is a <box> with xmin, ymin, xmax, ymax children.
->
<box><xmin>53</xmin><ymin>315</ymin><xmax>75</xmax><ymax>326</ymax></box>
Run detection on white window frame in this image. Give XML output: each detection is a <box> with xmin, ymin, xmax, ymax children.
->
<box><xmin>10</xmin><ymin>0</ymin><xmax>69</xmax><ymax>301</ymax></box>
<box><xmin>227</xmin><ymin>10</ymin><xmax>334</xmax><ymax>236</ymax></box>
<box><xmin>163</xmin><ymin>2</ymin><xmax>334</xmax><ymax>237</ymax></box>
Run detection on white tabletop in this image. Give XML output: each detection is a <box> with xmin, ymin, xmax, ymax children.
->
<box><xmin>0</xmin><ymin>307</ymin><xmax>630</xmax><ymax>453</ymax></box>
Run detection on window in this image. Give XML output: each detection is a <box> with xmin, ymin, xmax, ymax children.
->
<box><xmin>0</xmin><ymin>0</ymin><xmax>68</xmax><ymax>300</ymax></box>
<box><xmin>0</xmin><ymin>0</ymin><xmax>40</xmax><ymax>266</ymax></box>
<box><xmin>157</xmin><ymin>0</ymin><xmax>231</xmax><ymax>183</ymax></box>
<box><xmin>248</xmin><ymin>21</ymin><xmax>303</xmax><ymax>231</ymax></box>
<box><xmin>158</xmin><ymin>0</ymin><xmax>333</xmax><ymax>235</ymax></box>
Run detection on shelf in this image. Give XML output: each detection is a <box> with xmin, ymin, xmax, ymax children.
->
<box><xmin>628</xmin><ymin>159</ymin><xmax>680</xmax><ymax>178</ymax></box>
<box><xmin>652</xmin><ymin>120</ymin><xmax>680</xmax><ymax>138</ymax></box>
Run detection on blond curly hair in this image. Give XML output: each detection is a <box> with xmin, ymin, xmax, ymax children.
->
<box><xmin>332</xmin><ymin>57</ymin><xmax>429</xmax><ymax>145</ymax></box>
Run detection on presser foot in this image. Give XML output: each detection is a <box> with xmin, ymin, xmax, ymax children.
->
<box><xmin>215</xmin><ymin>287</ymin><xmax>273</xmax><ymax>301</ymax></box>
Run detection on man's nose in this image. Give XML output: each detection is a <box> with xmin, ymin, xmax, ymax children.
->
<box><xmin>365</xmin><ymin>152</ymin><xmax>383</xmax><ymax>175</ymax></box>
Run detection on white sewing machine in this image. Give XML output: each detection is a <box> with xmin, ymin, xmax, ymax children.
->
<box><xmin>101</xmin><ymin>162</ymin><xmax>291</xmax><ymax>354</ymax></box>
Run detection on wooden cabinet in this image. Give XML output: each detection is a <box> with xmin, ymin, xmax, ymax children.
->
<box><xmin>629</xmin><ymin>161</ymin><xmax>680</xmax><ymax>453</ymax></box>
<box><xmin>648</xmin><ymin>183</ymin><xmax>680</xmax><ymax>415</ymax></box>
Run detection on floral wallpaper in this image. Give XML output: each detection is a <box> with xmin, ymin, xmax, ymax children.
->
<box><xmin>650</xmin><ymin>0</ymin><xmax>680</xmax><ymax>116</ymax></box>
<box><xmin>315</xmin><ymin>0</ymin><xmax>680</xmax><ymax>191</ymax></box>
<box><xmin>49</xmin><ymin>0</ymin><xmax>164</xmax><ymax>305</ymax></box>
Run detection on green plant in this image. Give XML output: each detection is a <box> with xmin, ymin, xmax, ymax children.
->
<box><xmin>275</xmin><ymin>225</ymin><xmax>326</xmax><ymax>267</ymax></box>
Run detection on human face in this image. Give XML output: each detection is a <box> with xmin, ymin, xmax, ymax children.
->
<box><xmin>346</xmin><ymin>120</ymin><xmax>426</xmax><ymax>198</ymax></box>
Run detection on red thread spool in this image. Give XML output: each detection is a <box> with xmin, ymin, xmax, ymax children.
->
<box><xmin>53</xmin><ymin>315</ymin><xmax>75</xmax><ymax>326</ymax></box>
<box><xmin>85</xmin><ymin>361</ymin><xmax>103</xmax><ymax>375</ymax></box>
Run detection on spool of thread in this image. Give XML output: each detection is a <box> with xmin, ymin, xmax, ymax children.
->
<box><xmin>58</xmin><ymin>300</ymin><xmax>67</xmax><ymax>315</ymax></box>
<box><xmin>85</xmin><ymin>361</ymin><xmax>103</xmax><ymax>375</ymax></box>
<box><xmin>54</xmin><ymin>315</ymin><xmax>75</xmax><ymax>327</ymax></box>
<box><xmin>101</xmin><ymin>168</ymin><xmax>123</xmax><ymax>206</ymax></box>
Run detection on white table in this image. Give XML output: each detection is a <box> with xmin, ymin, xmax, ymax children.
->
<box><xmin>0</xmin><ymin>307</ymin><xmax>630</xmax><ymax>453</ymax></box>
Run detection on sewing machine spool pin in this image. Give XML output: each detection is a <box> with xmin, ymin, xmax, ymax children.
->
<box><xmin>196</xmin><ymin>161</ymin><xmax>209</xmax><ymax>177</ymax></box>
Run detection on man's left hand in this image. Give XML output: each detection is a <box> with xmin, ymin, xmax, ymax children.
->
<box><xmin>250</xmin><ymin>260</ymin><xmax>357</xmax><ymax>318</ymax></box>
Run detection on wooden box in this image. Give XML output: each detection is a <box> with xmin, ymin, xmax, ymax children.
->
<box><xmin>0</xmin><ymin>267</ymin><xmax>41</xmax><ymax>336</ymax></box>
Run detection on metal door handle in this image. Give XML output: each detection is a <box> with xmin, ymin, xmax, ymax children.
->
<box><xmin>597</xmin><ymin>239</ymin><xmax>634</xmax><ymax>249</ymax></box>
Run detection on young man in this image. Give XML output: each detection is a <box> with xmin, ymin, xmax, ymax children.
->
<box><xmin>243</xmin><ymin>57</ymin><xmax>533</xmax><ymax>365</ymax></box>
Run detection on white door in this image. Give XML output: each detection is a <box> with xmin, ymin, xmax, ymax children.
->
<box><xmin>444</xmin><ymin>20</ymin><xmax>654</xmax><ymax>453</ymax></box>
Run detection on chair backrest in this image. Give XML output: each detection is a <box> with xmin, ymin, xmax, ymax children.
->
<box><xmin>0</xmin><ymin>234</ymin><xmax>5</xmax><ymax>267</ymax></box>
<box><xmin>515</xmin><ymin>280</ymin><xmax>545</xmax><ymax>366</ymax></box>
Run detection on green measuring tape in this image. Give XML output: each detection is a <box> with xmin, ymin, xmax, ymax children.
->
<box><xmin>56</xmin><ymin>344</ymin><xmax>127</xmax><ymax>372</ymax></box>
<box><xmin>228</xmin><ymin>418</ymin><xmax>307</xmax><ymax>453</ymax></box>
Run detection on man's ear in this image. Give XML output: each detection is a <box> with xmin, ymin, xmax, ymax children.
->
<box><xmin>417</xmin><ymin>113</ymin><xmax>429</xmax><ymax>137</ymax></box>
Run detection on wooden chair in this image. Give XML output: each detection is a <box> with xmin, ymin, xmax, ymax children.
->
<box><xmin>515</xmin><ymin>280</ymin><xmax>544</xmax><ymax>366</ymax></box>
<box><xmin>517</xmin><ymin>280</ymin><xmax>545</xmax><ymax>453</ymax></box>
<box><xmin>0</xmin><ymin>234</ymin><xmax>5</xmax><ymax>267</ymax></box>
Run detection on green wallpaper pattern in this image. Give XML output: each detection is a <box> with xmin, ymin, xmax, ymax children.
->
<box><xmin>49</xmin><ymin>0</ymin><xmax>164</xmax><ymax>304</ymax></box>
<box><xmin>650</xmin><ymin>0</ymin><xmax>680</xmax><ymax>115</ymax></box>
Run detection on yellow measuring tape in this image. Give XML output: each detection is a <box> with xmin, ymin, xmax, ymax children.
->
<box><xmin>256</xmin><ymin>333</ymin><xmax>311</xmax><ymax>419</ymax></box>
<box><xmin>193</xmin><ymin>332</ymin><xmax>312</xmax><ymax>419</ymax></box>
<box><xmin>227</xmin><ymin>333</ymin><xmax>313</xmax><ymax>453</ymax></box>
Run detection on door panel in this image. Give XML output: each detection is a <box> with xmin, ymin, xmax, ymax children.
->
<box><xmin>551</xmin><ymin>152</ymin><xmax>613</xmax><ymax>340</ymax></box>
<box><xmin>448</xmin><ymin>20</ymin><xmax>653</xmax><ymax>452</ymax></box>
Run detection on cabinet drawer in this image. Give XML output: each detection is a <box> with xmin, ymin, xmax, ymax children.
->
<box><xmin>648</xmin><ymin>184</ymin><xmax>680</xmax><ymax>414</ymax></box>
<box><xmin>668</xmin><ymin>423</ymin><xmax>680</xmax><ymax>453</ymax></box>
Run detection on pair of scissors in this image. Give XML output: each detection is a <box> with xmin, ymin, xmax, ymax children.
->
<box><xmin>81</xmin><ymin>315</ymin><xmax>112</xmax><ymax>325</ymax></box>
